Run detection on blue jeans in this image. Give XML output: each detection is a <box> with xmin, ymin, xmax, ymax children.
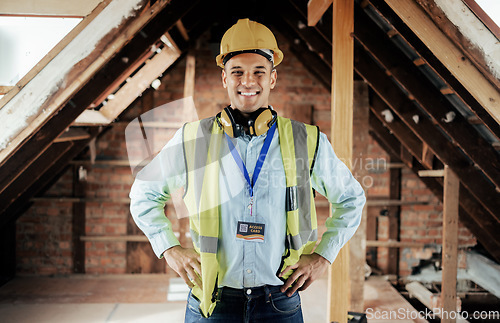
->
<box><xmin>184</xmin><ymin>285</ymin><xmax>304</xmax><ymax>323</ymax></box>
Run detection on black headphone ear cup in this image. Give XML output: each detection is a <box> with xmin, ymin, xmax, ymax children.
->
<box><xmin>253</xmin><ymin>109</ymin><xmax>275</xmax><ymax>136</ymax></box>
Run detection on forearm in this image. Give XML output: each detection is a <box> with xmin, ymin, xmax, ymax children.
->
<box><xmin>129</xmin><ymin>179</ymin><xmax>180</xmax><ymax>258</ymax></box>
<box><xmin>311</xmin><ymin>133</ymin><xmax>366</xmax><ymax>263</ymax></box>
<box><xmin>129</xmin><ymin>127</ymin><xmax>186</xmax><ymax>258</ymax></box>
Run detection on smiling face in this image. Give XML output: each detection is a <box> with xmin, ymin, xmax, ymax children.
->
<box><xmin>221</xmin><ymin>53</ymin><xmax>277</xmax><ymax>117</ymax></box>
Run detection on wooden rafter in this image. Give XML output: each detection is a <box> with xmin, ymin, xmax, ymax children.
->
<box><xmin>355</xmin><ymin>43</ymin><xmax>500</xmax><ymax>221</ymax></box>
<box><xmin>368</xmin><ymin>0</ymin><xmax>500</xmax><ymax>141</ymax></box>
<box><xmin>0</xmin><ymin>142</ymin><xmax>74</xmax><ymax>222</ymax></box>
<box><xmin>0</xmin><ymin>133</ymin><xmax>98</xmax><ymax>229</ymax></box>
<box><xmin>383</xmin><ymin>0</ymin><xmax>500</xmax><ymax>125</ymax></box>
<box><xmin>88</xmin><ymin>47</ymin><xmax>156</xmax><ymax>109</ymax></box>
<box><xmin>176</xmin><ymin>20</ymin><xmax>190</xmax><ymax>41</ymax></box>
<box><xmin>54</xmin><ymin>128</ymin><xmax>91</xmax><ymax>143</ymax></box>
<box><xmin>355</xmin><ymin>5</ymin><xmax>500</xmax><ymax>189</ymax></box>
<box><xmin>0</xmin><ymin>0</ymin><xmax>111</xmax><ymax>109</ymax></box>
<box><xmin>75</xmin><ymin>46</ymin><xmax>181</xmax><ymax>126</ymax></box>
<box><xmin>371</xmin><ymin>96</ymin><xmax>423</xmax><ymax>160</ymax></box>
<box><xmin>272</xmin><ymin>16</ymin><xmax>331</xmax><ymax>89</ymax></box>
<box><xmin>0</xmin><ymin>0</ymin><xmax>202</xmax><ymax>226</ymax></box>
<box><xmin>288</xmin><ymin>0</ymin><xmax>332</xmax><ymax>45</ymax></box>
<box><xmin>307</xmin><ymin>0</ymin><xmax>332</xmax><ymax>26</ymax></box>
<box><xmin>416</xmin><ymin>0</ymin><xmax>500</xmax><ymax>93</ymax></box>
<box><xmin>0</xmin><ymin>0</ymin><xmax>166</xmax><ymax>166</ymax></box>
<box><xmin>280</xmin><ymin>0</ymin><xmax>332</xmax><ymax>67</ymax></box>
<box><xmin>0</xmin><ymin>86</ymin><xmax>14</xmax><ymax>95</ymax></box>
<box><xmin>369</xmin><ymin>113</ymin><xmax>500</xmax><ymax>262</ymax></box>
<box><xmin>0</xmin><ymin>0</ymin><xmax>103</xmax><ymax>17</ymax></box>
<box><xmin>370</xmin><ymin>101</ymin><xmax>500</xmax><ymax>245</ymax></box>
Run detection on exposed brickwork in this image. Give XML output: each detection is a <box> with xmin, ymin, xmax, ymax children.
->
<box><xmin>16</xmin><ymin>171</ymin><xmax>74</xmax><ymax>275</ymax></box>
<box><xmin>15</xmin><ymin>30</ymin><xmax>476</xmax><ymax>277</ymax></box>
<box><xmin>397</xmin><ymin>169</ymin><xmax>476</xmax><ymax>276</ymax></box>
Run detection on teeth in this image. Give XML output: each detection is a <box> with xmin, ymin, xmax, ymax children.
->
<box><xmin>240</xmin><ymin>92</ymin><xmax>257</xmax><ymax>96</ymax></box>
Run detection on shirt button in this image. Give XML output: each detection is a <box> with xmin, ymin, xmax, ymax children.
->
<box><xmin>246</xmin><ymin>269</ymin><xmax>252</xmax><ymax>274</ymax></box>
<box><xmin>246</xmin><ymin>289</ymin><xmax>252</xmax><ymax>295</ymax></box>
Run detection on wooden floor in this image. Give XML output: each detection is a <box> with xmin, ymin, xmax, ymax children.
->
<box><xmin>0</xmin><ymin>274</ymin><xmax>424</xmax><ymax>322</ymax></box>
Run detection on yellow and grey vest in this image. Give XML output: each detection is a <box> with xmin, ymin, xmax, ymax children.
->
<box><xmin>182</xmin><ymin>115</ymin><xmax>319</xmax><ymax>318</ymax></box>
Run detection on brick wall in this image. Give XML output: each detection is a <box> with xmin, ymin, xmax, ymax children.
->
<box><xmin>16</xmin><ymin>170</ymin><xmax>73</xmax><ymax>275</ymax></box>
<box><xmin>15</xmin><ymin>30</ymin><xmax>476</xmax><ymax>277</ymax></box>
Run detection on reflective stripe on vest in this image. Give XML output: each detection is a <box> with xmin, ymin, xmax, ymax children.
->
<box><xmin>275</xmin><ymin>117</ymin><xmax>319</xmax><ymax>280</ymax></box>
<box><xmin>182</xmin><ymin>117</ymin><xmax>221</xmax><ymax>318</ymax></box>
<box><xmin>182</xmin><ymin>115</ymin><xmax>319</xmax><ymax>318</ymax></box>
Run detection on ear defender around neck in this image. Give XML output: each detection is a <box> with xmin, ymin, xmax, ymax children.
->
<box><xmin>218</xmin><ymin>107</ymin><xmax>244</xmax><ymax>138</ymax></box>
<box><xmin>217</xmin><ymin>106</ymin><xmax>277</xmax><ymax>138</ymax></box>
<box><xmin>248</xmin><ymin>108</ymin><xmax>275</xmax><ymax>136</ymax></box>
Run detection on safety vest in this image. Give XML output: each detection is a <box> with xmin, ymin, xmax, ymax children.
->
<box><xmin>181</xmin><ymin>115</ymin><xmax>319</xmax><ymax>318</ymax></box>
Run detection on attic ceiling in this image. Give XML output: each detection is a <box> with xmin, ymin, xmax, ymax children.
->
<box><xmin>0</xmin><ymin>0</ymin><xmax>499</xmax><ymax>262</ymax></box>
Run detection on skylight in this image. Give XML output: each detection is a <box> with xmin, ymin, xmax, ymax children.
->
<box><xmin>0</xmin><ymin>16</ymin><xmax>81</xmax><ymax>87</ymax></box>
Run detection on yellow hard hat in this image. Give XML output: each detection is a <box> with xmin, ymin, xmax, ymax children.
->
<box><xmin>216</xmin><ymin>18</ymin><xmax>284</xmax><ymax>68</ymax></box>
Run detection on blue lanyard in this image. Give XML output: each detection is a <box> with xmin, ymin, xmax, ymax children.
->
<box><xmin>226</xmin><ymin>122</ymin><xmax>276</xmax><ymax>197</ymax></box>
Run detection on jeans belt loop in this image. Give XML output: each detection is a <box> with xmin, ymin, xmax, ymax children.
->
<box><xmin>216</xmin><ymin>287</ymin><xmax>223</xmax><ymax>302</ymax></box>
<box><xmin>263</xmin><ymin>285</ymin><xmax>271</xmax><ymax>303</ymax></box>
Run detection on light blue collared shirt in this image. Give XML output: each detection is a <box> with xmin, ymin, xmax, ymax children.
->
<box><xmin>129</xmin><ymin>121</ymin><xmax>365</xmax><ymax>288</ymax></box>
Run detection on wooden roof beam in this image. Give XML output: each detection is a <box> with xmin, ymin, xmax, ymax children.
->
<box><xmin>280</xmin><ymin>0</ymin><xmax>332</xmax><ymax>67</ymax></box>
<box><xmin>288</xmin><ymin>0</ymin><xmax>333</xmax><ymax>44</ymax></box>
<box><xmin>99</xmin><ymin>45</ymin><xmax>180</xmax><ymax>122</ymax></box>
<box><xmin>0</xmin><ymin>142</ymin><xmax>74</xmax><ymax>221</ymax></box>
<box><xmin>368</xmin><ymin>0</ymin><xmax>500</xmax><ymax>142</ymax></box>
<box><xmin>0</xmin><ymin>0</ymin><xmax>199</xmax><ymax>207</ymax></box>
<box><xmin>371</xmin><ymin>95</ymin><xmax>423</xmax><ymax>162</ymax></box>
<box><xmin>0</xmin><ymin>0</ymin><xmax>103</xmax><ymax>17</ymax></box>
<box><xmin>54</xmin><ymin>128</ymin><xmax>91</xmax><ymax>143</ymax></box>
<box><xmin>355</xmin><ymin>43</ymin><xmax>500</xmax><ymax>221</ymax></box>
<box><xmin>0</xmin><ymin>1</ymin><xmax>110</xmax><ymax>109</ymax></box>
<box><xmin>307</xmin><ymin>0</ymin><xmax>332</xmax><ymax>26</ymax></box>
<box><xmin>355</xmin><ymin>6</ymin><xmax>500</xmax><ymax>190</ymax></box>
<box><xmin>0</xmin><ymin>86</ymin><xmax>14</xmax><ymax>95</ymax></box>
<box><xmin>176</xmin><ymin>20</ymin><xmax>190</xmax><ymax>41</ymax></box>
<box><xmin>272</xmin><ymin>17</ymin><xmax>331</xmax><ymax>89</ymax></box>
<box><xmin>369</xmin><ymin>112</ymin><xmax>500</xmax><ymax>262</ymax></box>
<box><xmin>0</xmin><ymin>133</ymin><xmax>98</xmax><ymax>229</ymax></box>
<box><xmin>383</xmin><ymin>0</ymin><xmax>500</xmax><ymax>126</ymax></box>
<box><xmin>74</xmin><ymin>46</ymin><xmax>181</xmax><ymax>126</ymax></box>
<box><xmin>0</xmin><ymin>0</ymin><xmax>169</xmax><ymax>164</ymax></box>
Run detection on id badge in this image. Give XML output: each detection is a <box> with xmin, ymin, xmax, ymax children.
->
<box><xmin>236</xmin><ymin>221</ymin><xmax>265</xmax><ymax>243</ymax></box>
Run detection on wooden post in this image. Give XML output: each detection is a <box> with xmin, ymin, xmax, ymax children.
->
<box><xmin>183</xmin><ymin>53</ymin><xmax>197</xmax><ymax>121</ymax></box>
<box><xmin>72</xmin><ymin>165</ymin><xmax>86</xmax><ymax>273</ymax></box>
<box><xmin>350</xmin><ymin>81</ymin><xmax>369</xmax><ymax>312</ymax></box>
<box><xmin>177</xmin><ymin>52</ymin><xmax>197</xmax><ymax>247</ymax></box>
<box><xmin>387</xmin><ymin>156</ymin><xmax>401</xmax><ymax>275</ymax></box>
<box><xmin>442</xmin><ymin>165</ymin><xmax>459</xmax><ymax>322</ymax></box>
<box><xmin>328</xmin><ymin>0</ymin><xmax>354</xmax><ymax>322</ymax></box>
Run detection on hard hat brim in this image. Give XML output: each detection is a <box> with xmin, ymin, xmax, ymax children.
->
<box><xmin>216</xmin><ymin>49</ymin><xmax>284</xmax><ymax>68</ymax></box>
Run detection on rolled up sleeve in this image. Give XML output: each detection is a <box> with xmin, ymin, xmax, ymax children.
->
<box><xmin>129</xmin><ymin>128</ymin><xmax>186</xmax><ymax>258</ymax></box>
<box><xmin>311</xmin><ymin>133</ymin><xmax>366</xmax><ymax>264</ymax></box>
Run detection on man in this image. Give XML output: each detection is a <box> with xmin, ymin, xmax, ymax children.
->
<box><xmin>130</xmin><ymin>18</ymin><xmax>365</xmax><ymax>322</ymax></box>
